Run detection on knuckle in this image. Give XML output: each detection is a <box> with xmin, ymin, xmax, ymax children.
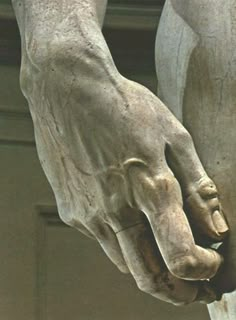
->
<box><xmin>83</xmin><ymin>216</ymin><xmax>107</xmax><ymax>240</ymax></box>
<box><xmin>136</xmin><ymin>276</ymin><xmax>157</xmax><ymax>295</ymax></box>
<box><xmin>169</xmin><ymin>255</ymin><xmax>200</xmax><ymax>279</ymax></box>
<box><xmin>58</xmin><ymin>206</ymin><xmax>84</xmax><ymax>229</ymax></box>
<box><xmin>141</xmin><ymin>175</ymin><xmax>157</xmax><ymax>192</ymax></box>
<box><xmin>186</xmin><ymin>177</ymin><xmax>219</xmax><ymax>203</ymax></box>
<box><xmin>198</xmin><ymin>179</ymin><xmax>218</xmax><ymax>199</ymax></box>
<box><xmin>154</xmin><ymin>174</ymin><xmax>182</xmax><ymax>201</ymax></box>
<box><xmin>134</xmin><ymin>172</ymin><xmax>182</xmax><ymax>213</ymax></box>
<box><xmin>154</xmin><ymin>174</ymin><xmax>174</xmax><ymax>192</ymax></box>
<box><xmin>174</xmin><ymin>127</ymin><xmax>193</xmax><ymax>147</ymax></box>
<box><xmin>59</xmin><ymin>212</ymin><xmax>77</xmax><ymax>227</ymax></box>
<box><xmin>179</xmin><ymin>128</ymin><xmax>192</xmax><ymax>143</ymax></box>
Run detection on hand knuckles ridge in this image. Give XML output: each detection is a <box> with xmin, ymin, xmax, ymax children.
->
<box><xmin>168</xmin><ymin>254</ymin><xmax>201</xmax><ymax>279</ymax></box>
<box><xmin>136</xmin><ymin>275</ymin><xmax>159</xmax><ymax>294</ymax></box>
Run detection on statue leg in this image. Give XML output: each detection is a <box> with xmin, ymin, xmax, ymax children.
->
<box><xmin>155</xmin><ymin>0</ymin><xmax>236</xmax><ymax>318</ymax></box>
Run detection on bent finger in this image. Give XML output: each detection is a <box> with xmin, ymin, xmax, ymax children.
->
<box><xmin>116</xmin><ymin>216</ymin><xmax>216</xmax><ymax>305</ymax></box>
<box><xmin>165</xmin><ymin>128</ymin><xmax>229</xmax><ymax>239</ymax></box>
<box><xmin>129</xmin><ymin>168</ymin><xmax>223</xmax><ymax>281</ymax></box>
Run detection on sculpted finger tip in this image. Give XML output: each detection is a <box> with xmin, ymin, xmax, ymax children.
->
<box><xmin>212</xmin><ymin>210</ymin><xmax>229</xmax><ymax>236</ymax></box>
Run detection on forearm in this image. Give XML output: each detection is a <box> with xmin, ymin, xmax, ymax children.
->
<box><xmin>12</xmin><ymin>0</ymin><xmax>120</xmax><ymax>100</ymax></box>
<box><xmin>12</xmin><ymin>0</ymin><xmax>107</xmax><ymax>32</ymax></box>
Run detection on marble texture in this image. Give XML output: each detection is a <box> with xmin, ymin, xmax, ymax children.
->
<box><xmin>156</xmin><ymin>0</ymin><xmax>236</xmax><ymax>318</ymax></box>
<box><xmin>12</xmin><ymin>0</ymin><xmax>230</xmax><ymax>311</ymax></box>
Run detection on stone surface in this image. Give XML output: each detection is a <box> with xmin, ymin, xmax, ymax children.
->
<box><xmin>156</xmin><ymin>0</ymin><xmax>236</xmax><ymax>317</ymax></box>
<box><xmin>12</xmin><ymin>0</ymin><xmax>230</xmax><ymax>310</ymax></box>
<box><xmin>0</xmin><ymin>64</ymin><xmax>212</xmax><ymax>320</ymax></box>
<box><xmin>208</xmin><ymin>292</ymin><xmax>236</xmax><ymax>320</ymax></box>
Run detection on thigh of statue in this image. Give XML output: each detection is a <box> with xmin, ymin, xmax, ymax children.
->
<box><xmin>155</xmin><ymin>0</ymin><xmax>236</xmax><ymax>318</ymax></box>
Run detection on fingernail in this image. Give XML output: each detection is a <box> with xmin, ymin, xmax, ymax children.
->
<box><xmin>212</xmin><ymin>210</ymin><xmax>229</xmax><ymax>235</ymax></box>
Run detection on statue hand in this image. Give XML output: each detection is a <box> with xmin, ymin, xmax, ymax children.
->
<box><xmin>14</xmin><ymin>0</ymin><xmax>229</xmax><ymax>308</ymax></box>
<box><xmin>32</xmin><ymin>74</ymin><xmax>228</xmax><ymax>305</ymax></box>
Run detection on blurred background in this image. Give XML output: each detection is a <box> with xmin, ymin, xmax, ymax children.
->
<box><xmin>0</xmin><ymin>0</ymin><xmax>211</xmax><ymax>319</ymax></box>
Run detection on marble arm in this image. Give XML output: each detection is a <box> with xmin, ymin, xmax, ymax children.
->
<box><xmin>12</xmin><ymin>0</ymin><xmax>228</xmax><ymax>305</ymax></box>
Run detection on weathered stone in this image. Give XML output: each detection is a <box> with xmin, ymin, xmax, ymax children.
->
<box><xmin>12</xmin><ymin>0</ymin><xmax>230</xmax><ymax>310</ymax></box>
<box><xmin>156</xmin><ymin>0</ymin><xmax>236</xmax><ymax>317</ymax></box>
